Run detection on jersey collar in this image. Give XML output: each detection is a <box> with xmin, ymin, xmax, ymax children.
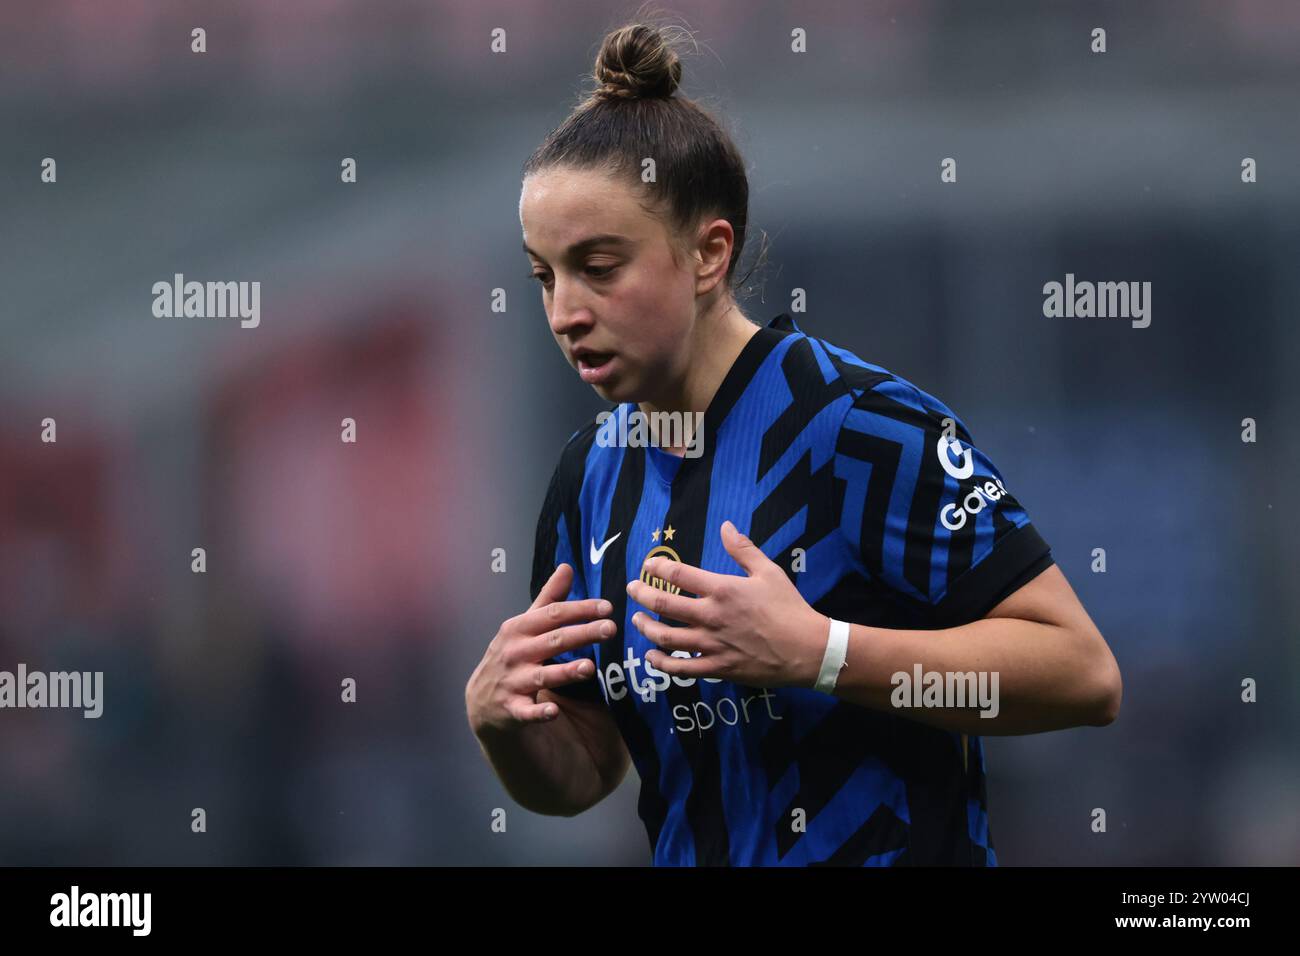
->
<box><xmin>767</xmin><ymin>312</ymin><xmax>801</xmax><ymax>333</ymax></box>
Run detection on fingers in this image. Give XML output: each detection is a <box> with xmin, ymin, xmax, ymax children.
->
<box><xmin>638</xmin><ymin>555</ymin><xmax>730</xmax><ymax>598</ymax></box>
<box><xmin>491</xmin><ymin>655</ymin><xmax>602</xmax><ymax>728</ymax></box>
<box><xmin>528</xmin><ymin>563</ymin><xmax>574</xmax><ymax>612</ymax></box>
<box><xmin>515</xmin><ymin>596</ymin><xmax>614</xmax><ymax>636</ymax></box>
<box><xmin>518</xmin><ymin>617</ymin><xmax>617</xmax><ymax>662</ymax></box>
<box><xmin>631</xmin><ymin>611</ymin><xmax>715</xmax><ymax>655</ymax></box>
<box><xmin>507</xmin><ymin>698</ymin><xmax>562</xmax><ymax>723</ymax></box>
<box><xmin>643</xmin><ymin>648</ymin><xmax>719</xmax><ymax>680</ymax></box>
<box><xmin>719</xmin><ymin>520</ymin><xmax>769</xmax><ymax>575</ymax></box>
<box><xmin>625</xmin><ymin>577</ymin><xmax>711</xmax><ymax>626</ymax></box>
<box><xmin>501</xmin><ymin>658</ymin><xmax>601</xmax><ymax>725</ymax></box>
<box><xmin>509</xmin><ymin>658</ymin><xmax>600</xmax><ymax>707</ymax></box>
<box><xmin>537</xmin><ymin>656</ymin><xmax>600</xmax><ymax>689</ymax></box>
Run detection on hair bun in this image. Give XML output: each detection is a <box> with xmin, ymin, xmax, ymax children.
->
<box><xmin>593</xmin><ymin>23</ymin><xmax>683</xmax><ymax>101</ymax></box>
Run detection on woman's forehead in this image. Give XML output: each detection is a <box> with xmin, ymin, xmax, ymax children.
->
<box><xmin>523</xmin><ymin>168</ymin><xmax>642</xmax><ymax>217</ymax></box>
<box><xmin>521</xmin><ymin>171</ymin><xmax>658</xmax><ymax>249</ymax></box>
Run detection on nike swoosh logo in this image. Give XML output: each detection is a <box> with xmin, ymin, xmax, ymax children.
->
<box><xmin>590</xmin><ymin>532</ymin><xmax>621</xmax><ymax>565</ymax></box>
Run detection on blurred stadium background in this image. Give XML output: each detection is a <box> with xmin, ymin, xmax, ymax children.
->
<box><xmin>0</xmin><ymin>0</ymin><xmax>1296</xmax><ymax>865</ymax></box>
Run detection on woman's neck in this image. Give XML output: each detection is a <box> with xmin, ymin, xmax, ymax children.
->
<box><xmin>637</xmin><ymin>300</ymin><xmax>760</xmax><ymax>457</ymax></box>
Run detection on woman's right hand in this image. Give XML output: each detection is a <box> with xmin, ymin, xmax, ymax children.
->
<box><xmin>465</xmin><ymin>563</ymin><xmax>617</xmax><ymax>737</ymax></box>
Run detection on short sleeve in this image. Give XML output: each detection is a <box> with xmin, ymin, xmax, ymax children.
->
<box><xmin>833</xmin><ymin>377</ymin><xmax>1054</xmax><ymax>627</ymax></box>
<box><xmin>530</xmin><ymin>442</ymin><xmax>604</xmax><ymax>703</ymax></box>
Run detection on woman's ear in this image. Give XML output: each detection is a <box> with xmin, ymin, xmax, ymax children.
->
<box><xmin>693</xmin><ymin>217</ymin><xmax>735</xmax><ymax>295</ymax></box>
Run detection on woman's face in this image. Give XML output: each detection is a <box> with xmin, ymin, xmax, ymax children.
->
<box><xmin>520</xmin><ymin>166</ymin><xmax>701</xmax><ymax>405</ymax></box>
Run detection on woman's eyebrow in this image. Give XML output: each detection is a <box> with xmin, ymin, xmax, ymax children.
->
<box><xmin>522</xmin><ymin>234</ymin><xmax>635</xmax><ymax>260</ymax></box>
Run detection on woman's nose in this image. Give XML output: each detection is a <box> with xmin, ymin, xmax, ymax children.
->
<box><xmin>548</xmin><ymin>278</ymin><xmax>594</xmax><ymax>337</ymax></box>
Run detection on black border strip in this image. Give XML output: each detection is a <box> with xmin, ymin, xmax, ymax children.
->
<box><xmin>931</xmin><ymin>523</ymin><xmax>1054</xmax><ymax>628</ymax></box>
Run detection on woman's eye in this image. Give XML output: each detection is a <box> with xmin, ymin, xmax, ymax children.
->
<box><xmin>527</xmin><ymin>266</ymin><xmax>613</xmax><ymax>287</ymax></box>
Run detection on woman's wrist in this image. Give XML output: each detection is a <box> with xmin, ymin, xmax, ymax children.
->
<box><xmin>796</xmin><ymin>609</ymin><xmax>834</xmax><ymax>689</ymax></box>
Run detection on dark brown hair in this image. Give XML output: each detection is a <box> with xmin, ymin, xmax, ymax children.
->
<box><xmin>522</xmin><ymin>14</ymin><xmax>766</xmax><ymax>297</ymax></box>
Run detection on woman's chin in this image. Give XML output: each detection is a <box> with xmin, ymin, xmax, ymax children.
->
<box><xmin>588</xmin><ymin>372</ymin><xmax>639</xmax><ymax>404</ymax></box>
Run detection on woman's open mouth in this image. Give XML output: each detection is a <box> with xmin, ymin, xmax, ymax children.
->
<box><xmin>577</xmin><ymin>352</ymin><xmax>618</xmax><ymax>384</ymax></box>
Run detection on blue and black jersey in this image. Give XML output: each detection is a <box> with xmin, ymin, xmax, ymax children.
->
<box><xmin>530</xmin><ymin>312</ymin><xmax>1053</xmax><ymax>866</ymax></box>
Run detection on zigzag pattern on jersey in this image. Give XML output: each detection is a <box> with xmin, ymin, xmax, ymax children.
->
<box><xmin>749</xmin><ymin>336</ymin><xmax>871</xmax><ymax>568</ymax></box>
<box><xmin>739</xmin><ymin>333</ymin><xmax>991</xmax><ymax>865</ymax></box>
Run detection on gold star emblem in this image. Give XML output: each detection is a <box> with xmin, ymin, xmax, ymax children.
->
<box><xmin>663</xmin><ymin>525</ymin><xmax>676</xmax><ymax>541</ymax></box>
<box><xmin>651</xmin><ymin>527</ymin><xmax>661</xmax><ymax>541</ymax></box>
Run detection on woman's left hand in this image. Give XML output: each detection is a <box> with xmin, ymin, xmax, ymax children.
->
<box><xmin>626</xmin><ymin>520</ymin><xmax>830</xmax><ymax>689</ymax></box>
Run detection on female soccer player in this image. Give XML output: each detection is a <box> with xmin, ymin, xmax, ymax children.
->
<box><xmin>466</xmin><ymin>19</ymin><xmax>1122</xmax><ymax>866</ymax></box>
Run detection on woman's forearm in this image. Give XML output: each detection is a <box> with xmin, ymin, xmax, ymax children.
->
<box><xmin>821</xmin><ymin>615</ymin><xmax>1121</xmax><ymax>736</ymax></box>
<box><xmin>469</xmin><ymin>697</ymin><xmax>607</xmax><ymax>817</ymax></box>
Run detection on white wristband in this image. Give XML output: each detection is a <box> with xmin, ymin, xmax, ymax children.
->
<box><xmin>814</xmin><ymin>618</ymin><xmax>850</xmax><ymax>694</ymax></box>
